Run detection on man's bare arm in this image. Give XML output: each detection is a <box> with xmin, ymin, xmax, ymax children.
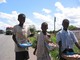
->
<box><xmin>12</xmin><ymin>34</ymin><xmax>20</xmax><ymax>47</ymax></box>
<box><xmin>58</xmin><ymin>41</ymin><xmax>62</xmax><ymax>59</ymax></box>
<box><xmin>75</xmin><ymin>42</ymin><xmax>80</xmax><ymax>49</ymax></box>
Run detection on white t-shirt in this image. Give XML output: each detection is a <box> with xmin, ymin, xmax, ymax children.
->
<box><xmin>37</xmin><ymin>32</ymin><xmax>51</xmax><ymax>59</ymax></box>
<box><xmin>56</xmin><ymin>30</ymin><xmax>78</xmax><ymax>52</ymax></box>
<box><xmin>13</xmin><ymin>25</ymin><xmax>31</xmax><ymax>52</ymax></box>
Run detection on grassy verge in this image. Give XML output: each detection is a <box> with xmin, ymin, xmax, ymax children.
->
<box><xmin>50</xmin><ymin>34</ymin><xmax>59</xmax><ymax>60</ymax></box>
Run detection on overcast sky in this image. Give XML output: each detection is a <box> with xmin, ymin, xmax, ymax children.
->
<box><xmin>0</xmin><ymin>0</ymin><xmax>80</xmax><ymax>31</ymax></box>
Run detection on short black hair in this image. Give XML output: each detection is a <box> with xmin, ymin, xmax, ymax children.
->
<box><xmin>18</xmin><ymin>13</ymin><xmax>26</xmax><ymax>18</ymax></box>
<box><xmin>41</xmin><ymin>22</ymin><xmax>48</xmax><ymax>27</ymax></box>
<box><xmin>62</xmin><ymin>19</ymin><xmax>69</xmax><ymax>24</ymax></box>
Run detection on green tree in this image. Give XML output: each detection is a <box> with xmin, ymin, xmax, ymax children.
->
<box><xmin>68</xmin><ymin>25</ymin><xmax>77</xmax><ymax>30</ymax></box>
<box><xmin>29</xmin><ymin>25</ymin><xmax>36</xmax><ymax>33</ymax></box>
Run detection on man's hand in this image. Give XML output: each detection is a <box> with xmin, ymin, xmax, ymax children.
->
<box><xmin>17</xmin><ymin>44</ymin><xmax>23</xmax><ymax>48</ymax></box>
<box><xmin>33</xmin><ymin>50</ymin><xmax>36</xmax><ymax>55</ymax></box>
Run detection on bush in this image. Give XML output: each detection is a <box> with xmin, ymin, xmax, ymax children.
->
<box><xmin>29</xmin><ymin>37</ymin><xmax>37</xmax><ymax>48</ymax></box>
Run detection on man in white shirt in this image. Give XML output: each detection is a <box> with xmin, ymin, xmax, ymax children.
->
<box><xmin>33</xmin><ymin>22</ymin><xmax>52</xmax><ymax>60</ymax></box>
<box><xmin>12</xmin><ymin>13</ymin><xmax>31</xmax><ymax>60</ymax></box>
<box><xmin>56</xmin><ymin>19</ymin><xmax>80</xmax><ymax>60</ymax></box>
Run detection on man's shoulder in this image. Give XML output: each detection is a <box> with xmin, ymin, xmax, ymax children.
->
<box><xmin>13</xmin><ymin>25</ymin><xmax>18</xmax><ymax>28</ymax></box>
<box><xmin>68</xmin><ymin>30</ymin><xmax>74</xmax><ymax>35</ymax></box>
<box><xmin>57</xmin><ymin>30</ymin><xmax>62</xmax><ymax>34</ymax></box>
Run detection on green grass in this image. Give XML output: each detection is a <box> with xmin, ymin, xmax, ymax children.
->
<box><xmin>51</xmin><ymin>34</ymin><xmax>56</xmax><ymax>43</ymax></box>
<box><xmin>50</xmin><ymin>34</ymin><xmax>59</xmax><ymax>60</ymax></box>
<box><xmin>73</xmin><ymin>45</ymin><xmax>80</xmax><ymax>53</ymax></box>
<box><xmin>50</xmin><ymin>50</ymin><xmax>59</xmax><ymax>60</ymax></box>
<box><xmin>29</xmin><ymin>37</ymin><xmax>37</xmax><ymax>48</ymax></box>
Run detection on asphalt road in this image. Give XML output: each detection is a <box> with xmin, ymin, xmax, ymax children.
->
<box><xmin>0</xmin><ymin>34</ymin><xmax>37</xmax><ymax>60</ymax></box>
<box><xmin>0</xmin><ymin>34</ymin><xmax>15</xmax><ymax>60</ymax></box>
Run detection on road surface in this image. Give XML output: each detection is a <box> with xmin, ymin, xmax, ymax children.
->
<box><xmin>0</xmin><ymin>34</ymin><xmax>36</xmax><ymax>60</ymax></box>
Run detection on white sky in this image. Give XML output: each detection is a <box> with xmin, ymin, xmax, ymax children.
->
<box><xmin>0</xmin><ymin>1</ymin><xmax>80</xmax><ymax>31</ymax></box>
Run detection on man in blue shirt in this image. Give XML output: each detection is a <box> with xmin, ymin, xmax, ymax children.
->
<box><xmin>56</xmin><ymin>19</ymin><xmax>80</xmax><ymax>60</ymax></box>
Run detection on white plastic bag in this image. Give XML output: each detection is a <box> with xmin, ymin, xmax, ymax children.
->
<box><xmin>45</xmin><ymin>42</ymin><xmax>58</xmax><ymax>51</ymax></box>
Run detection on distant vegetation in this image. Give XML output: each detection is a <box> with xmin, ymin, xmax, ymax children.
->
<box><xmin>68</xmin><ymin>25</ymin><xmax>77</xmax><ymax>30</ymax></box>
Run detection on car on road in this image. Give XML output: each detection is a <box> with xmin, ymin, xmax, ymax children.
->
<box><xmin>5</xmin><ymin>27</ymin><xmax>13</xmax><ymax>35</ymax></box>
<box><xmin>0</xmin><ymin>30</ymin><xmax>4</xmax><ymax>34</ymax></box>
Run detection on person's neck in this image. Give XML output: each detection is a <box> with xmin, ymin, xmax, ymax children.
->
<box><xmin>63</xmin><ymin>28</ymin><xmax>67</xmax><ymax>31</ymax></box>
<box><xmin>19</xmin><ymin>24</ymin><xmax>23</xmax><ymax>27</ymax></box>
<box><xmin>42</xmin><ymin>31</ymin><xmax>46</xmax><ymax>35</ymax></box>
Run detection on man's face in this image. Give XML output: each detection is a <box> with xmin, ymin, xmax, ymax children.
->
<box><xmin>41</xmin><ymin>25</ymin><xmax>48</xmax><ymax>32</ymax></box>
<box><xmin>63</xmin><ymin>21</ymin><xmax>69</xmax><ymax>29</ymax></box>
<box><xmin>18</xmin><ymin>16</ymin><xmax>25</xmax><ymax>24</ymax></box>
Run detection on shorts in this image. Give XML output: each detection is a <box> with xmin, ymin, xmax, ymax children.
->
<box><xmin>15</xmin><ymin>51</ymin><xmax>29</xmax><ymax>60</ymax></box>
